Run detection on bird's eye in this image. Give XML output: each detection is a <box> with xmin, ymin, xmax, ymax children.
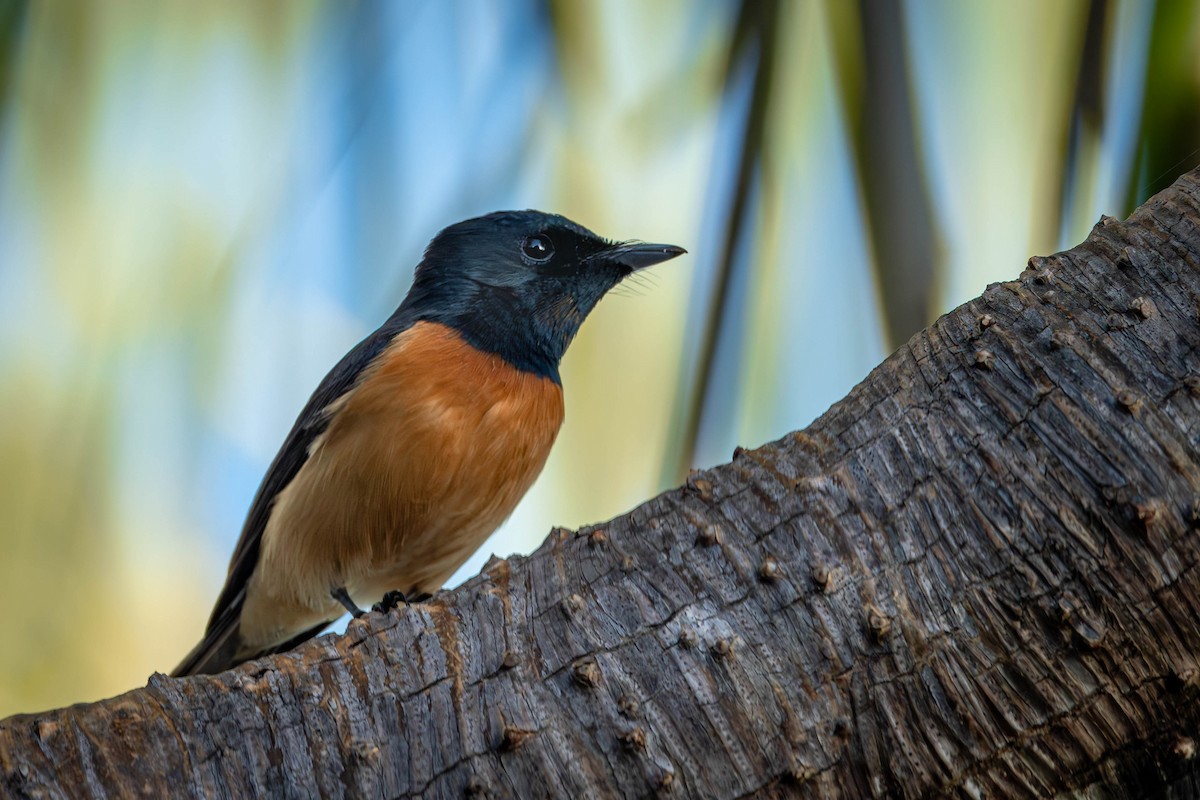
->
<box><xmin>521</xmin><ymin>234</ymin><xmax>554</xmax><ymax>263</ymax></box>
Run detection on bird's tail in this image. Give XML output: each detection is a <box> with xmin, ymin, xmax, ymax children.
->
<box><xmin>171</xmin><ymin>613</ymin><xmax>246</xmax><ymax>677</ymax></box>
<box><xmin>172</xmin><ymin>613</ymin><xmax>333</xmax><ymax>677</ymax></box>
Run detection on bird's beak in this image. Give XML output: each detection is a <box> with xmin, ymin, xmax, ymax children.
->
<box><xmin>604</xmin><ymin>242</ymin><xmax>687</xmax><ymax>271</ymax></box>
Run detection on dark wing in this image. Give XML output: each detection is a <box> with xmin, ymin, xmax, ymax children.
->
<box><xmin>172</xmin><ymin>308</ymin><xmax>420</xmax><ymax>676</ymax></box>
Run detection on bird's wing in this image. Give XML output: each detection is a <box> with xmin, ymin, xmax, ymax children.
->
<box><xmin>172</xmin><ymin>310</ymin><xmax>419</xmax><ymax>676</ymax></box>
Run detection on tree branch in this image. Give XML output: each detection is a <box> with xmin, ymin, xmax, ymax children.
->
<box><xmin>5</xmin><ymin>169</ymin><xmax>1200</xmax><ymax>798</ymax></box>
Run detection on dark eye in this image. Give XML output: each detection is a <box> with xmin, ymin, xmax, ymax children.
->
<box><xmin>521</xmin><ymin>234</ymin><xmax>554</xmax><ymax>262</ymax></box>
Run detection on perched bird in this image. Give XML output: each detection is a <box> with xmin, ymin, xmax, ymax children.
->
<box><xmin>173</xmin><ymin>210</ymin><xmax>685</xmax><ymax>676</ymax></box>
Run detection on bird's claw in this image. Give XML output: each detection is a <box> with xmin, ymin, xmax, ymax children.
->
<box><xmin>371</xmin><ymin>589</ymin><xmax>434</xmax><ymax>614</ymax></box>
<box><xmin>372</xmin><ymin>590</ymin><xmax>409</xmax><ymax>613</ymax></box>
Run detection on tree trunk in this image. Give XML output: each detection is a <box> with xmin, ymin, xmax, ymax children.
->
<box><xmin>5</xmin><ymin>170</ymin><xmax>1200</xmax><ymax>800</ymax></box>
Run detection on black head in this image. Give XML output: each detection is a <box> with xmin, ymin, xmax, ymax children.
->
<box><xmin>400</xmin><ymin>210</ymin><xmax>685</xmax><ymax>382</ymax></box>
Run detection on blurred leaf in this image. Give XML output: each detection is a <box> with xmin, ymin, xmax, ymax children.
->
<box><xmin>1130</xmin><ymin>0</ymin><xmax>1200</xmax><ymax>205</ymax></box>
<box><xmin>671</xmin><ymin>0</ymin><xmax>781</xmax><ymax>480</ymax></box>
<box><xmin>830</xmin><ymin>0</ymin><xmax>940</xmax><ymax>349</ymax></box>
<box><xmin>1055</xmin><ymin>0</ymin><xmax>1109</xmax><ymax>245</ymax></box>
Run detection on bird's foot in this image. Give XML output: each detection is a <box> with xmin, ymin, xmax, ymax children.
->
<box><xmin>371</xmin><ymin>589</ymin><xmax>433</xmax><ymax>614</ymax></box>
<box><xmin>331</xmin><ymin>586</ymin><xmax>366</xmax><ymax>618</ymax></box>
<box><xmin>372</xmin><ymin>590</ymin><xmax>408</xmax><ymax>613</ymax></box>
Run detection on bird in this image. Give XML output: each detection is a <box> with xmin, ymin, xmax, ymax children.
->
<box><xmin>172</xmin><ymin>210</ymin><xmax>685</xmax><ymax>676</ymax></box>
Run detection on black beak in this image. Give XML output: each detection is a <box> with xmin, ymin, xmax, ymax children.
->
<box><xmin>604</xmin><ymin>242</ymin><xmax>687</xmax><ymax>271</ymax></box>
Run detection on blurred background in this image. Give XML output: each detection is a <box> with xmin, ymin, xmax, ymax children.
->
<box><xmin>0</xmin><ymin>0</ymin><xmax>1196</xmax><ymax>717</ymax></box>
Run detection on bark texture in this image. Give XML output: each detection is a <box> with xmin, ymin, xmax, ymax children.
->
<box><xmin>5</xmin><ymin>170</ymin><xmax>1200</xmax><ymax>799</ymax></box>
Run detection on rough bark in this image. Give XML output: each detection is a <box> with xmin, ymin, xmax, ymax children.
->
<box><xmin>5</xmin><ymin>170</ymin><xmax>1200</xmax><ymax>800</ymax></box>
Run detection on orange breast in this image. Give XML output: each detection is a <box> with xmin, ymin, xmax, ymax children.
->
<box><xmin>239</xmin><ymin>321</ymin><xmax>564</xmax><ymax>652</ymax></box>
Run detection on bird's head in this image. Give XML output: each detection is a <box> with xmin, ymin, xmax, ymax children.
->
<box><xmin>405</xmin><ymin>210</ymin><xmax>685</xmax><ymax>382</ymax></box>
